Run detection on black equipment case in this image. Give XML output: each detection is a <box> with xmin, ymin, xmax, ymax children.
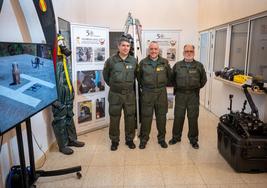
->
<box><xmin>217</xmin><ymin>84</ymin><xmax>267</xmax><ymax>172</ymax></box>
<box><xmin>217</xmin><ymin>122</ymin><xmax>267</xmax><ymax>172</ymax></box>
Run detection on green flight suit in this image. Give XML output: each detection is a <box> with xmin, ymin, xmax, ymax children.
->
<box><xmin>172</xmin><ymin>59</ymin><xmax>207</xmax><ymax>143</ymax></box>
<box><xmin>52</xmin><ymin>56</ymin><xmax>77</xmax><ymax>149</ymax></box>
<box><xmin>137</xmin><ymin>56</ymin><xmax>172</xmax><ymax>143</ymax></box>
<box><xmin>103</xmin><ymin>53</ymin><xmax>137</xmax><ymax>143</ymax></box>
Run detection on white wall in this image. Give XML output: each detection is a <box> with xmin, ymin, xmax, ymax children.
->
<box><xmin>198</xmin><ymin>0</ymin><xmax>267</xmax><ymax>31</ymax></box>
<box><xmin>52</xmin><ymin>0</ymin><xmax>199</xmax><ymax>59</ymax></box>
<box><xmin>198</xmin><ymin>1</ymin><xmax>267</xmax><ymax>121</ymax></box>
<box><xmin>0</xmin><ymin>0</ymin><xmax>199</xmax><ymax>187</ymax></box>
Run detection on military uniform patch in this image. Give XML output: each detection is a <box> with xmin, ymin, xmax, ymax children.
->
<box><xmin>156</xmin><ymin>66</ymin><xmax>165</xmax><ymax>71</ymax></box>
<box><xmin>189</xmin><ymin>70</ymin><xmax>197</xmax><ymax>74</ymax></box>
<box><xmin>126</xmin><ymin>65</ymin><xmax>133</xmax><ymax>69</ymax></box>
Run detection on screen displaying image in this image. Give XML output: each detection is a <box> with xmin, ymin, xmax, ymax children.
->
<box><xmin>0</xmin><ymin>42</ymin><xmax>57</xmax><ymax>134</ymax></box>
<box><xmin>96</xmin><ymin>97</ymin><xmax>105</xmax><ymax>119</ymax></box>
<box><xmin>77</xmin><ymin>100</ymin><xmax>92</xmax><ymax>124</ymax></box>
<box><xmin>77</xmin><ymin>70</ymin><xmax>105</xmax><ymax>95</ymax></box>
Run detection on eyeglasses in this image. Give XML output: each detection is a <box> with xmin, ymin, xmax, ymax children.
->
<box><xmin>184</xmin><ymin>50</ymin><xmax>194</xmax><ymax>53</ymax></box>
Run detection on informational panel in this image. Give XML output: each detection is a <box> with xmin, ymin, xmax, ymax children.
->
<box><xmin>142</xmin><ymin>30</ymin><xmax>180</xmax><ymax>119</ymax></box>
<box><xmin>71</xmin><ymin>24</ymin><xmax>109</xmax><ymax>134</ymax></box>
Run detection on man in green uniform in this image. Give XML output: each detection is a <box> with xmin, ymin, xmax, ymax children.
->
<box><xmin>52</xmin><ymin>34</ymin><xmax>85</xmax><ymax>155</ymax></box>
<box><xmin>137</xmin><ymin>41</ymin><xmax>172</xmax><ymax>149</ymax></box>
<box><xmin>169</xmin><ymin>44</ymin><xmax>207</xmax><ymax>149</ymax></box>
<box><xmin>103</xmin><ymin>37</ymin><xmax>137</xmax><ymax>151</ymax></box>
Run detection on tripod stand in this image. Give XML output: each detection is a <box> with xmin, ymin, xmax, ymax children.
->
<box><xmin>13</xmin><ymin>118</ymin><xmax>81</xmax><ymax>188</ymax></box>
<box><xmin>123</xmin><ymin>12</ymin><xmax>142</xmax><ymax>133</ymax></box>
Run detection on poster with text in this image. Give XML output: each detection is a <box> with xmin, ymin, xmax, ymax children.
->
<box><xmin>142</xmin><ymin>30</ymin><xmax>180</xmax><ymax>68</ymax></box>
<box><xmin>71</xmin><ymin>24</ymin><xmax>109</xmax><ymax>133</ymax></box>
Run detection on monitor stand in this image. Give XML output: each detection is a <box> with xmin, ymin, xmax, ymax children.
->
<box><xmin>14</xmin><ymin>118</ymin><xmax>81</xmax><ymax>188</ymax></box>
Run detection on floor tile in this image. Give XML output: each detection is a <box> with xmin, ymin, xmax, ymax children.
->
<box><xmin>197</xmin><ymin>163</ymin><xmax>244</xmax><ymax>184</ymax></box>
<box><xmin>124</xmin><ymin>165</ymin><xmax>164</xmax><ymax>186</ymax></box>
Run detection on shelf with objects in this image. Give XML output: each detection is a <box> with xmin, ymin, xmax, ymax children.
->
<box><xmin>214</xmin><ymin>67</ymin><xmax>267</xmax><ymax>95</ymax></box>
<box><xmin>214</xmin><ymin>76</ymin><xmax>265</xmax><ymax>95</ymax></box>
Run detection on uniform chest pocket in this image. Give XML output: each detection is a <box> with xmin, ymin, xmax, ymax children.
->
<box><xmin>175</xmin><ymin>68</ymin><xmax>187</xmax><ymax>88</ymax></box>
<box><xmin>112</xmin><ymin>63</ymin><xmax>125</xmax><ymax>82</ymax></box>
<box><xmin>188</xmin><ymin>68</ymin><xmax>201</xmax><ymax>88</ymax></box>
<box><xmin>143</xmin><ymin>65</ymin><xmax>154</xmax><ymax>84</ymax></box>
<box><xmin>157</xmin><ymin>66</ymin><xmax>167</xmax><ymax>85</ymax></box>
<box><xmin>125</xmin><ymin>64</ymin><xmax>135</xmax><ymax>82</ymax></box>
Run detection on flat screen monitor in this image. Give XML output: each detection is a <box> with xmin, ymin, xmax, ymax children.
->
<box><xmin>0</xmin><ymin>42</ymin><xmax>57</xmax><ymax>135</ymax></box>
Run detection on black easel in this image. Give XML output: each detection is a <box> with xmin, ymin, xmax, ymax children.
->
<box><xmin>14</xmin><ymin>118</ymin><xmax>81</xmax><ymax>188</ymax></box>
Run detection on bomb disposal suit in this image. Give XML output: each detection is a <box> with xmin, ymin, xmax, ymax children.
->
<box><xmin>52</xmin><ymin>34</ymin><xmax>84</xmax><ymax>155</ymax></box>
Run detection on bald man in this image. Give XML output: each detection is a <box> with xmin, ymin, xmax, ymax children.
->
<box><xmin>169</xmin><ymin>44</ymin><xmax>207</xmax><ymax>149</ymax></box>
<box><xmin>137</xmin><ymin>41</ymin><xmax>172</xmax><ymax>149</ymax></box>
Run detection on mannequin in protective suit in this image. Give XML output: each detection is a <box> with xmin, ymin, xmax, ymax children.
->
<box><xmin>52</xmin><ymin>34</ymin><xmax>85</xmax><ymax>155</ymax></box>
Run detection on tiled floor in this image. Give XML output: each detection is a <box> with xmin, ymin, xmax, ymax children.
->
<box><xmin>36</xmin><ymin>107</ymin><xmax>267</xmax><ymax>188</ymax></box>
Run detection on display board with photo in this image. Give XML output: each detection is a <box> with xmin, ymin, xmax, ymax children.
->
<box><xmin>77</xmin><ymin>100</ymin><xmax>92</xmax><ymax>124</ymax></box>
<box><xmin>96</xmin><ymin>97</ymin><xmax>105</xmax><ymax>119</ymax></box>
<box><xmin>77</xmin><ymin>70</ymin><xmax>105</xmax><ymax>95</ymax></box>
<box><xmin>142</xmin><ymin>30</ymin><xmax>180</xmax><ymax>67</ymax></box>
<box><xmin>71</xmin><ymin>24</ymin><xmax>109</xmax><ymax>133</ymax></box>
<box><xmin>94</xmin><ymin>47</ymin><xmax>105</xmax><ymax>62</ymax></box>
<box><xmin>167</xmin><ymin>48</ymin><xmax>176</xmax><ymax>61</ymax></box>
<box><xmin>76</xmin><ymin>47</ymin><xmax>93</xmax><ymax>62</ymax></box>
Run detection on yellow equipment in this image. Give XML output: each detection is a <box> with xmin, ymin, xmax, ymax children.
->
<box><xmin>233</xmin><ymin>75</ymin><xmax>252</xmax><ymax>84</ymax></box>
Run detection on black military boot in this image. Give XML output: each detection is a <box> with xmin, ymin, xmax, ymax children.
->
<box><xmin>68</xmin><ymin>140</ymin><xmax>85</xmax><ymax>147</ymax></box>
<box><xmin>191</xmin><ymin>142</ymin><xmax>199</xmax><ymax>149</ymax></box>
<box><xmin>158</xmin><ymin>140</ymin><xmax>168</xmax><ymax>148</ymax></box>
<box><xmin>111</xmin><ymin>142</ymin><xmax>119</xmax><ymax>151</ymax></box>
<box><xmin>168</xmin><ymin>138</ymin><xmax>181</xmax><ymax>145</ymax></box>
<box><xmin>59</xmin><ymin>147</ymin><xmax>74</xmax><ymax>155</ymax></box>
<box><xmin>125</xmin><ymin>141</ymin><xmax>136</xmax><ymax>149</ymax></box>
<box><xmin>139</xmin><ymin>141</ymin><xmax>146</xmax><ymax>149</ymax></box>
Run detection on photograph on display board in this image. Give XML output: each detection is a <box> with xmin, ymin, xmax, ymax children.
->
<box><xmin>167</xmin><ymin>93</ymin><xmax>174</xmax><ymax>109</ymax></box>
<box><xmin>76</xmin><ymin>47</ymin><xmax>93</xmax><ymax>62</ymax></box>
<box><xmin>77</xmin><ymin>70</ymin><xmax>105</xmax><ymax>95</ymax></box>
<box><xmin>94</xmin><ymin>47</ymin><xmax>105</xmax><ymax>62</ymax></box>
<box><xmin>96</xmin><ymin>97</ymin><xmax>105</xmax><ymax>119</ymax></box>
<box><xmin>77</xmin><ymin>100</ymin><xmax>92</xmax><ymax>124</ymax></box>
<box><xmin>166</xmin><ymin>48</ymin><xmax>176</xmax><ymax>61</ymax></box>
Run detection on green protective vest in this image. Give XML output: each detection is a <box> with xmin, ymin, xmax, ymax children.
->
<box><xmin>138</xmin><ymin>56</ymin><xmax>172</xmax><ymax>89</ymax></box>
<box><xmin>103</xmin><ymin>53</ymin><xmax>137</xmax><ymax>89</ymax></box>
<box><xmin>173</xmin><ymin>59</ymin><xmax>207</xmax><ymax>90</ymax></box>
